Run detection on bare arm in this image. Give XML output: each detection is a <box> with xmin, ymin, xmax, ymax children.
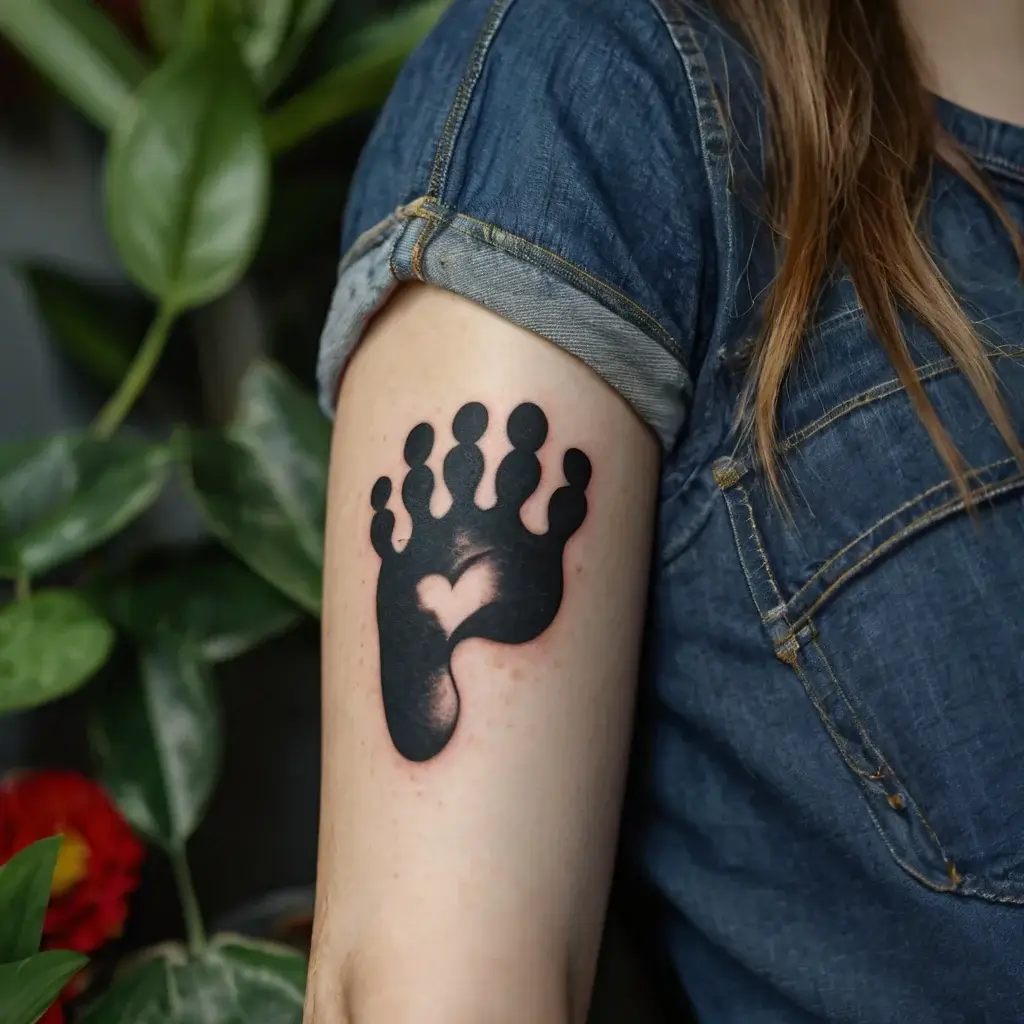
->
<box><xmin>306</xmin><ymin>285</ymin><xmax>659</xmax><ymax>1023</ymax></box>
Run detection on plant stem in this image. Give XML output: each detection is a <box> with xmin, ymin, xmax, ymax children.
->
<box><xmin>169</xmin><ymin>845</ymin><xmax>207</xmax><ymax>956</ymax></box>
<box><xmin>184</xmin><ymin>0</ymin><xmax>217</xmax><ymax>44</ymax></box>
<box><xmin>92</xmin><ymin>303</ymin><xmax>176</xmax><ymax>439</ymax></box>
<box><xmin>15</xmin><ymin>567</ymin><xmax>31</xmax><ymax>602</ymax></box>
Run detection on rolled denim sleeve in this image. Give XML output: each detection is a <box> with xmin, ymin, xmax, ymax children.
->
<box><xmin>317</xmin><ymin>0</ymin><xmax>714</xmax><ymax>449</ymax></box>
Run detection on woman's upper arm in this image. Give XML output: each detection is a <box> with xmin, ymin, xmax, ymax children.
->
<box><xmin>306</xmin><ymin>0</ymin><xmax>712</xmax><ymax>1018</ymax></box>
<box><xmin>310</xmin><ymin>284</ymin><xmax>659</xmax><ymax>1021</ymax></box>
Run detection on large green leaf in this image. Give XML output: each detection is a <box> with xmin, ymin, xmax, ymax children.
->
<box><xmin>231</xmin><ymin>362</ymin><xmax>330</xmax><ymax>535</ymax></box>
<box><xmin>0</xmin><ymin>837</ymin><xmax>62</xmax><ymax>963</ymax></box>
<box><xmin>22</xmin><ymin>264</ymin><xmax>150</xmax><ymax>389</ymax></box>
<box><xmin>91</xmin><ymin>551</ymin><xmax>303</xmax><ymax>662</ymax></box>
<box><xmin>183</xmin><ymin>361</ymin><xmax>329</xmax><ymax>615</ymax></box>
<box><xmin>90</xmin><ymin>637</ymin><xmax>221</xmax><ymax>850</ymax></box>
<box><xmin>233</xmin><ymin>0</ymin><xmax>294</xmax><ymax>87</ymax></box>
<box><xmin>183</xmin><ymin>434</ymin><xmax>322</xmax><ymax>615</ymax></box>
<box><xmin>0</xmin><ymin>435</ymin><xmax>172</xmax><ymax>579</ymax></box>
<box><xmin>0</xmin><ymin>0</ymin><xmax>148</xmax><ymax>131</ymax></box>
<box><xmin>0</xmin><ymin>591</ymin><xmax>114</xmax><ymax>713</ymax></box>
<box><xmin>264</xmin><ymin>0</ymin><xmax>447</xmax><ymax>153</ymax></box>
<box><xmin>106</xmin><ymin>28</ymin><xmax>270</xmax><ymax>312</ymax></box>
<box><xmin>0</xmin><ymin>950</ymin><xmax>87</xmax><ymax>1024</ymax></box>
<box><xmin>140</xmin><ymin>0</ymin><xmax>332</xmax><ymax>91</ymax></box>
<box><xmin>81</xmin><ymin>936</ymin><xmax>305</xmax><ymax>1023</ymax></box>
<box><xmin>78</xmin><ymin>954</ymin><xmax>169</xmax><ymax>1023</ymax></box>
<box><xmin>212</xmin><ymin>935</ymin><xmax>308</xmax><ymax>993</ymax></box>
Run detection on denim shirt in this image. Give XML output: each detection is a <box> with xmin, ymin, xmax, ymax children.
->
<box><xmin>317</xmin><ymin>0</ymin><xmax>1024</xmax><ymax>1019</ymax></box>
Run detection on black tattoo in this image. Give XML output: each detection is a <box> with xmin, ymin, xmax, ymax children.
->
<box><xmin>370</xmin><ymin>402</ymin><xmax>591</xmax><ymax>762</ymax></box>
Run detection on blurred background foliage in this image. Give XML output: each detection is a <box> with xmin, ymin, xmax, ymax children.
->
<box><xmin>0</xmin><ymin>0</ymin><xmax>444</xmax><ymax>1019</ymax></box>
<box><xmin>0</xmin><ymin>2</ymin><xmax>674</xmax><ymax>1021</ymax></box>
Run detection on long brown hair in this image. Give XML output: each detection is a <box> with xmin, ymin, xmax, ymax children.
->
<box><xmin>716</xmin><ymin>0</ymin><xmax>1024</xmax><ymax>500</ymax></box>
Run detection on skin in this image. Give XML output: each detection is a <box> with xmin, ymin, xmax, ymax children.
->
<box><xmin>899</xmin><ymin>0</ymin><xmax>1024</xmax><ymax>125</ymax></box>
<box><xmin>306</xmin><ymin>285</ymin><xmax>658</xmax><ymax>1022</ymax></box>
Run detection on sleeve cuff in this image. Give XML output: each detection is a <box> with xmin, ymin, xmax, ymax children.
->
<box><xmin>317</xmin><ymin>198</ymin><xmax>691</xmax><ymax>451</ymax></box>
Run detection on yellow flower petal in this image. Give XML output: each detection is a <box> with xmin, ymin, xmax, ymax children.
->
<box><xmin>52</xmin><ymin>831</ymin><xmax>91</xmax><ymax>896</ymax></box>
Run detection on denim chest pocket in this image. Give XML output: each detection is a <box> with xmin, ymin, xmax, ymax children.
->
<box><xmin>714</xmin><ymin>286</ymin><xmax>1024</xmax><ymax>905</ymax></box>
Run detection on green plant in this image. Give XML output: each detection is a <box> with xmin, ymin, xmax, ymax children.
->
<box><xmin>0</xmin><ymin>0</ymin><xmax>445</xmax><ymax>1018</ymax></box>
<box><xmin>0</xmin><ymin>839</ymin><xmax>88</xmax><ymax>1024</ymax></box>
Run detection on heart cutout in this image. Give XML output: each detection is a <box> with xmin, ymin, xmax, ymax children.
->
<box><xmin>417</xmin><ymin>557</ymin><xmax>497</xmax><ymax>637</ymax></box>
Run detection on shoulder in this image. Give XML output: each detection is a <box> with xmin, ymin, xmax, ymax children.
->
<box><xmin>346</xmin><ymin>0</ymin><xmax>718</xmax><ymax>238</ymax></box>
<box><xmin>323</xmin><ymin>0</ymin><xmax>761</xmax><ymax>449</ymax></box>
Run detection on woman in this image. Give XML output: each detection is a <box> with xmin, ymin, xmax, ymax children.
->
<box><xmin>306</xmin><ymin>0</ymin><xmax>1024</xmax><ymax>1020</ymax></box>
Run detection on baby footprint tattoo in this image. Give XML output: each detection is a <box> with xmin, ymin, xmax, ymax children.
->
<box><xmin>370</xmin><ymin>401</ymin><xmax>592</xmax><ymax>762</ymax></box>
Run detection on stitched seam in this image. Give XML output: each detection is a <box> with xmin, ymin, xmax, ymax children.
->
<box><xmin>981</xmin><ymin>154</ymin><xmax>1024</xmax><ymax>172</ymax></box>
<box><xmin>649</xmin><ymin>0</ymin><xmax>736</xmax><ymax>354</ymax></box>
<box><xmin>811</xmin><ymin>304</ymin><xmax>863</xmax><ymax>340</ymax></box>
<box><xmin>423</xmin><ymin>205</ymin><xmax>674</xmax><ymax>339</ymax></box>
<box><xmin>724</xmin><ymin>472</ymin><xmax>957</xmax><ymax>885</ymax></box>
<box><xmin>870</xmin><ymin>839</ymin><xmax>959</xmax><ymax>894</ymax></box>
<box><xmin>339</xmin><ymin>211</ymin><xmax>405</xmax><ymax>273</ymax></box>
<box><xmin>784</xmin><ymin>361</ymin><xmax>959</xmax><ymax>451</ymax></box>
<box><xmin>721</xmin><ymin>484</ymin><xmax>778</xmax><ymax>621</ymax></box>
<box><xmin>410</xmin><ymin>216</ymin><xmax>437</xmax><ymax>281</ymax></box>
<box><xmin>727</xmin><ymin>482</ymin><xmax>956</xmax><ymax>885</ymax></box>
<box><xmin>977</xmin><ymin>155</ymin><xmax>1024</xmax><ymax>185</ymax></box>
<box><xmin>786</xmin><ymin>456</ymin><xmax>1017</xmax><ymax>611</ymax></box>
<box><xmin>727</xmin><ymin>439</ymin><xmax>1001</xmax><ymax>898</ymax></box>
<box><xmin>957</xmin><ymin>882</ymin><xmax>1024</xmax><ymax>906</ymax></box>
<box><xmin>387</xmin><ymin>207</ymin><xmax>419</xmax><ymax>280</ymax></box>
<box><xmin>427</xmin><ymin>0</ymin><xmax>515</xmax><ymax>199</ymax></box>
<box><xmin>791</xmin><ymin>470</ymin><xmax>1024</xmax><ymax>632</ymax></box>
<box><xmin>812</xmin><ymin>637</ymin><xmax>952</xmax><ymax>862</ymax></box>
<box><xmin>410</xmin><ymin>200</ymin><xmax>685</xmax><ymax>361</ymax></box>
<box><xmin>812</xmin><ymin>639</ymin><xmax>890</xmax><ymax>776</ymax></box>
<box><xmin>340</xmin><ymin>198</ymin><xmax>679</xmax><ymax>351</ymax></box>
<box><xmin>791</xmin><ymin>659</ymin><xmax>884</xmax><ymax>780</ymax></box>
<box><xmin>420</xmin><ymin>203</ymin><xmax>678</xmax><ymax>350</ymax></box>
<box><xmin>797</xmin><ymin>639</ymin><xmax>956</xmax><ymax>888</ymax></box>
<box><xmin>781</xmin><ymin>346</ymin><xmax>1024</xmax><ymax>453</ymax></box>
<box><xmin>733</xmin><ymin>479</ymin><xmax>784</xmax><ymax>608</ymax></box>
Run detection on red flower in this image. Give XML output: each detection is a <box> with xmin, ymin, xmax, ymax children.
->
<box><xmin>0</xmin><ymin>771</ymin><xmax>144</xmax><ymax>955</ymax></box>
<box><xmin>38</xmin><ymin>1002</ymin><xmax>64</xmax><ymax>1024</ymax></box>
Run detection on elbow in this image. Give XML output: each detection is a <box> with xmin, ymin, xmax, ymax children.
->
<box><xmin>303</xmin><ymin>949</ymin><xmax>356</xmax><ymax>1024</ymax></box>
<box><xmin>304</xmin><ymin>951</ymin><xmax>577</xmax><ymax>1024</ymax></box>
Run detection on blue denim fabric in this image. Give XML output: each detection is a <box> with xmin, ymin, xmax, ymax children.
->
<box><xmin>317</xmin><ymin>0</ymin><xmax>1024</xmax><ymax>1020</ymax></box>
